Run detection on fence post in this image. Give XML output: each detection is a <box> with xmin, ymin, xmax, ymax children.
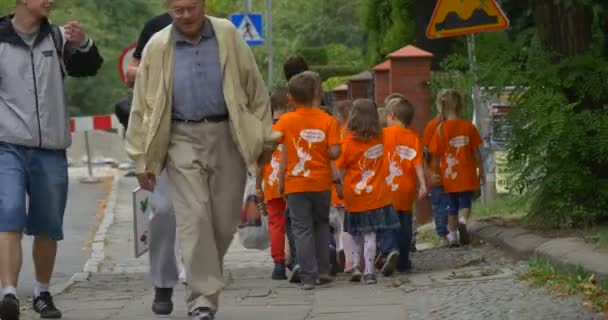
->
<box><xmin>80</xmin><ymin>130</ymin><xmax>101</xmax><ymax>184</ymax></box>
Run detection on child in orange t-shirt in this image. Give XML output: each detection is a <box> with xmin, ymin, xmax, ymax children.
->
<box><xmin>256</xmin><ymin>88</ymin><xmax>291</xmax><ymax>280</ymax></box>
<box><xmin>379</xmin><ymin>98</ymin><xmax>428</xmax><ymax>275</ymax></box>
<box><xmin>335</xmin><ymin>99</ymin><xmax>401</xmax><ymax>285</ymax></box>
<box><xmin>422</xmin><ymin>92</ymin><xmax>449</xmax><ymax>247</ymax></box>
<box><xmin>275</xmin><ymin>71</ymin><xmax>341</xmax><ymax>290</ymax></box>
<box><xmin>429</xmin><ymin>89</ymin><xmax>485</xmax><ymax>247</ymax></box>
<box><xmin>329</xmin><ymin>100</ymin><xmax>353</xmax><ymax>273</ymax></box>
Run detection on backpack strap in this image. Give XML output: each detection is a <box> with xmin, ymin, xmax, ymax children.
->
<box><xmin>49</xmin><ymin>24</ymin><xmax>66</xmax><ymax>78</ymax></box>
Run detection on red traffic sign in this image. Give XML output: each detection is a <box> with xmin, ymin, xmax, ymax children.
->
<box><xmin>426</xmin><ymin>0</ymin><xmax>509</xmax><ymax>39</ymax></box>
<box><xmin>118</xmin><ymin>42</ymin><xmax>137</xmax><ymax>84</ymax></box>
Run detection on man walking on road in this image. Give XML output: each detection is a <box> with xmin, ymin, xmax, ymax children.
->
<box><xmin>125</xmin><ymin>0</ymin><xmax>275</xmax><ymax>319</ymax></box>
<box><xmin>118</xmin><ymin>10</ymin><xmax>188</xmax><ymax>316</ymax></box>
<box><xmin>0</xmin><ymin>0</ymin><xmax>103</xmax><ymax>319</ymax></box>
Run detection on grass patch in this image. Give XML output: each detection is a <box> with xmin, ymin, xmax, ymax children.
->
<box><xmin>480</xmin><ymin>268</ymin><xmax>502</xmax><ymax>277</ymax></box>
<box><xmin>472</xmin><ymin>195</ymin><xmax>527</xmax><ymax>222</ymax></box>
<box><xmin>521</xmin><ymin>257</ymin><xmax>608</xmax><ymax>313</ymax></box>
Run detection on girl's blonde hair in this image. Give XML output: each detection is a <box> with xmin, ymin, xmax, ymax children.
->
<box><xmin>436</xmin><ymin>89</ymin><xmax>463</xmax><ymax>117</ymax></box>
<box><xmin>347</xmin><ymin>99</ymin><xmax>381</xmax><ymax>141</ymax></box>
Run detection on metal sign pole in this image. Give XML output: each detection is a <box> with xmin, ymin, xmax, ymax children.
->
<box><xmin>81</xmin><ymin>130</ymin><xmax>101</xmax><ymax>184</ymax></box>
<box><xmin>245</xmin><ymin>0</ymin><xmax>252</xmax><ymax>13</ymax></box>
<box><xmin>266</xmin><ymin>0</ymin><xmax>273</xmax><ymax>86</ymax></box>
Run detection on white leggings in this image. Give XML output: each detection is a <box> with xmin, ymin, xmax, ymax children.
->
<box><xmin>349</xmin><ymin>232</ymin><xmax>376</xmax><ymax>275</ymax></box>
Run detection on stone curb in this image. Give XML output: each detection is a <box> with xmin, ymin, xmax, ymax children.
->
<box><xmin>51</xmin><ymin>174</ymin><xmax>122</xmax><ymax>295</ymax></box>
<box><xmin>469</xmin><ymin>220</ymin><xmax>608</xmax><ymax>281</ymax></box>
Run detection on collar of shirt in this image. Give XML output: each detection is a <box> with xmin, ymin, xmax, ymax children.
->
<box><xmin>171</xmin><ymin>18</ymin><xmax>214</xmax><ymax>45</ymax></box>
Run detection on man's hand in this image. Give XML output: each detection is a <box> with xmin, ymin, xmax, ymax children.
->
<box><xmin>257</xmin><ymin>143</ymin><xmax>277</xmax><ymax>166</ymax></box>
<box><xmin>137</xmin><ymin>173</ymin><xmax>156</xmax><ymax>192</ymax></box>
<box><xmin>64</xmin><ymin>21</ymin><xmax>88</xmax><ymax>47</ymax></box>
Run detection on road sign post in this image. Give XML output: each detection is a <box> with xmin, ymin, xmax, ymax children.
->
<box><xmin>426</xmin><ymin>0</ymin><xmax>510</xmax><ymax>203</ymax></box>
<box><xmin>266</xmin><ymin>0</ymin><xmax>273</xmax><ymax>86</ymax></box>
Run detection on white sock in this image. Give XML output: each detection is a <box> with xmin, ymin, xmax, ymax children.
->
<box><xmin>2</xmin><ymin>286</ymin><xmax>17</xmax><ymax>298</ymax></box>
<box><xmin>349</xmin><ymin>234</ymin><xmax>363</xmax><ymax>271</ymax></box>
<box><xmin>447</xmin><ymin>231</ymin><xmax>458</xmax><ymax>242</ymax></box>
<box><xmin>363</xmin><ymin>233</ymin><xmax>377</xmax><ymax>275</ymax></box>
<box><xmin>34</xmin><ymin>281</ymin><xmax>50</xmax><ymax>297</ymax></box>
<box><xmin>459</xmin><ymin>216</ymin><xmax>468</xmax><ymax>225</ymax></box>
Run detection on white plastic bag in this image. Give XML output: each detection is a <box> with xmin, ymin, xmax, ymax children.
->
<box><xmin>238</xmin><ymin>175</ymin><xmax>269</xmax><ymax>250</ymax></box>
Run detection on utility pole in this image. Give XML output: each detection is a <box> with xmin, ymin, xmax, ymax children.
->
<box><xmin>266</xmin><ymin>0</ymin><xmax>273</xmax><ymax>86</ymax></box>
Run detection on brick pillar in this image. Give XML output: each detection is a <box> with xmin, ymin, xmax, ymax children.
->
<box><xmin>387</xmin><ymin>45</ymin><xmax>434</xmax><ymax>225</ymax></box>
<box><xmin>348</xmin><ymin>71</ymin><xmax>372</xmax><ymax>100</ymax></box>
<box><xmin>387</xmin><ymin>45</ymin><xmax>433</xmax><ymax>136</ymax></box>
<box><xmin>372</xmin><ymin>60</ymin><xmax>390</xmax><ymax>107</ymax></box>
<box><xmin>332</xmin><ymin>84</ymin><xmax>349</xmax><ymax>102</ymax></box>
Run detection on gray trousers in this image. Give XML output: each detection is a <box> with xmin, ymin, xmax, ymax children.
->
<box><xmin>149</xmin><ymin>170</ymin><xmax>183</xmax><ymax>289</ymax></box>
<box><xmin>286</xmin><ymin>191</ymin><xmax>331</xmax><ymax>284</ymax></box>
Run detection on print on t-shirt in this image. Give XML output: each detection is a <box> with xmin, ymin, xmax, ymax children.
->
<box><xmin>293</xmin><ymin>129</ymin><xmax>326</xmax><ymax>177</ymax></box>
<box><xmin>355</xmin><ymin>144</ymin><xmax>383</xmax><ymax>195</ymax></box>
<box><xmin>386</xmin><ymin>145</ymin><xmax>417</xmax><ymax>191</ymax></box>
<box><xmin>267</xmin><ymin>145</ymin><xmax>283</xmax><ymax>187</ymax></box>
<box><xmin>445</xmin><ymin>135</ymin><xmax>470</xmax><ymax>180</ymax></box>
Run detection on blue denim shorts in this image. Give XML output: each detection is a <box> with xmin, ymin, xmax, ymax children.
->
<box><xmin>447</xmin><ymin>191</ymin><xmax>473</xmax><ymax>216</ymax></box>
<box><xmin>0</xmin><ymin>143</ymin><xmax>68</xmax><ymax>240</ymax></box>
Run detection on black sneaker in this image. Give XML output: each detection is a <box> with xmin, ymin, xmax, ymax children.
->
<box><xmin>33</xmin><ymin>292</ymin><xmax>62</xmax><ymax>319</ymax></box>
<box><xmin>191</xmin><ymin>307</ymin><xmax>213</xmax><ymax>320</ymax></box>
<box><xmin>1</xmin><ymin>294</ymin><xmax>20</xmax><ymax>320</ymax></box>
<box><xmin>288</xmin><ymin>265</ymin><xmax>301</xmax><ymax>283</ymax></box>
<box><xmin>381</xmin><ymin>251</ymin><xmax>400</xmax><ymax>277</ymax></box>
<box><xmin>458</xmin><ymin>223</ymin><xmax>471</xmax><ymax>246</ymax></box>
<box><xmin>152</xmin><ymin>287</ymin><xmax>173</xmax><ymax>315</ymax></box>
<box><xmin>364</xmin><ymin>274</ymin><xmax>377</xmax><ymax>285</ymax></box>
<box><xmin>272</xmin><ymin>263</ymin><xmax>287</xmax><ymax>280</ymax></box>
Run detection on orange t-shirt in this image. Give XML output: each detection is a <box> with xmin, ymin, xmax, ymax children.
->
<box><xmin>274</xmin><ymin>107</ymin><xmax>341</xmax><ymax>194</ymax></box>
<box><xmin>263</xmin><ymin>124</ymin><xmax>283</xmax><ymax>202</ymax></box>
<box><xmin>331</xmin><ymin>126</ymin><xmax>348</xmax><ymax>207</ymax></box>
<box><xmin>335</xmin><ymin>133</ymin><xmax>391</xmax><ymax>213</ymax></box>
<box><xmin>422</xmin><ymin>116</ymin><xmax>442</xmax><ymax>187</ymax></box>
<box><xmin>383</xmin><ymin>125</ymin><xmax>423</xmax><ymax>212</ymax></box>
<box><xmin>428</xmin><ymin>118</ymin><xmax>482</xmax><ymax>193</ymax></box>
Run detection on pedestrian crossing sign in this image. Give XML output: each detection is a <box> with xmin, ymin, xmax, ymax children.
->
<box><xmin>230</xmin><ymin>13</ymin><xmax>264</xmax><ymax>47</ymax></box>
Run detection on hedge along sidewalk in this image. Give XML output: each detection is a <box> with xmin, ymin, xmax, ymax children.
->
<box><xmin>469</xmin><ymin>220</ymin><xmax>608</xmax><ymax>281</ymax></box>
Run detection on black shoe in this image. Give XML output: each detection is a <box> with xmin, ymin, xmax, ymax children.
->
<box><xmin>152</xmin><ymin>287</ymin><xmax>173</xmax><ymax>315</ymax></box>
<box><xmin>272</xmin><ymin>263</ymin><xmax>287</xmax><ymax>280</ymax></box>
<box><xmin>288</xmin><ymin>265</ymin><xmax>301</xmax><ymax>283</ymax></box>
<box><xmin>381</xmin><ymin>251</ymin><xmax>400</xmax><ymax>277</ymax></box>
<box><xmin>410</xmin><ymin>242</ymin><xmax>418</xmax><ymax>252</ymax></box>
<box><xmin>363</xmin><ymin>274</ymin><xmax>377</xmax><ymax>285</ymax></box>
<box><xmin>33</xmin><ymin>292</ymin><xmax>62</xmax><ymax>319</ymax></box>
<box><xmin>458</xmin><ymin>223</ymin><xmax>471</xmax><ymax>246</ymax></box>
<box><xmin>191</xmin><ymin>307</ymin><xmax>213</xmax><ymax>320</ymax></box>
<box><xmin>1</xmin><ymin>294</ymin><xmax>20</xmax><ymax>320</ymax></box>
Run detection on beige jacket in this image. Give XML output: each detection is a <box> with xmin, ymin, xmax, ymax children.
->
<box><xmin>125</xmin><ymin>16</ymin><xmax>272</xmax><ymax>176</ymax></box>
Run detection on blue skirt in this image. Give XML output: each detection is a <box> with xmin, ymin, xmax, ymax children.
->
<box><xmin>344</xmin><ymin>205</ymin><xmax>401</xmax><ymax>235</ymax></box>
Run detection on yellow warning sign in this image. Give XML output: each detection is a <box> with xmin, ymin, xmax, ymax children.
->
<box><xmin>426</xmin><ymin>0</ymin><xmax>510</xmax><ymax>39</ymax></box>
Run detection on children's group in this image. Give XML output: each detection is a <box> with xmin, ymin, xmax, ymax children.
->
<box><xmin>256</xmin><ymin>69</ymin><xmax>485</xmax><ymax>290</ymax></box>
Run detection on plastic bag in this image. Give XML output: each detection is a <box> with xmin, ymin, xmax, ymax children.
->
<box><xmin>238</xmin><ymin>174</ymin><xmax>269</xmax><ymax>250</ymax></box>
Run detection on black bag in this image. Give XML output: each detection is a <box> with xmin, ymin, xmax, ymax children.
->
<box><xmin>114</xmin><ymin>95</ymin><xmax>133</xmax><ymax>129</ymax></box>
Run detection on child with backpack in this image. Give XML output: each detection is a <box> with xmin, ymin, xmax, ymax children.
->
<box><xmin>380</xmin><ymin>98</ymin><xmax>428</xmax><ymax>275</ymax></box>
<box><xmin>275</xmin><ymin>71</ymin><xmax>341</xmax><ymax>290</ymax></box>
<box><xmin>335</xmin><ymin>99</ymin><xmax>401</xmax><ymax>284</ymax></box>
<box><xmin>429</xmin><ymin>89</ymin><xmax>484</xmax><ymax>247</ymax></box>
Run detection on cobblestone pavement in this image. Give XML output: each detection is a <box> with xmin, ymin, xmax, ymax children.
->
<box><xmin>18</xmin><ymin>177</ymin><xmax>605</xmax><ymax>320</ymax></box>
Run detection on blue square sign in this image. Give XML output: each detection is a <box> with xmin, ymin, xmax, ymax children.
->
<box><xmin>230</xmin><ymin>13</ymin><xmax>264</xmax><ymax>47</ymax></box>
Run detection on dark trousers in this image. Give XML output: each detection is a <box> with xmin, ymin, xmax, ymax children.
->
<box><xmin>382</xmin><ymin>212</ymin><xmax>412</xmax><ymax>271</ymax></box>
<box><xmin>286</xmin><ymin>191</ymin><xmax>331</xmax><ymax>284</ymax></box>
<box><xmin>285</xmin><ymin>208</ymin><xmax>297</xmax><ymax>269</ymax></box>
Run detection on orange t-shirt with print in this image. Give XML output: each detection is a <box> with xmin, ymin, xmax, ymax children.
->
<box><xmin>383</xmin><ymin>125</ymin><xmax>423</xmax><ymax>212</ymax></box>
<box><xmin>263</xmin><ymin>124</ymin><xmax>283</xmax><ymax>202</ymax></box>
<box><xmin>331</xmin><ymin>126</ymin><xmax>347</xmax><ymax>207</ymax></box>
<box><xmin>422</xmin><ymin>116</ymin><xmax>442</xmax><ymax>187</ymax></box>
<box><xmin>335</xmin><ymin>133</ymin><xmax>391</xmax><ymax>213</ymax></box>
<box><xmin>274</xmin><ymin>107</ymin><xmax>341</xmax><ymax>194</ymax></box>
<box><xmin>428</xmin><ymin>118</ymin><xmax>482</xmax><ymax>193</ymax></box>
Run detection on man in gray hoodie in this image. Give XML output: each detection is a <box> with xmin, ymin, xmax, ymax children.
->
<box><xmin>0</xmin><ymin>1</ymin><xmax>102</xmax><ymax>319</ymax></box>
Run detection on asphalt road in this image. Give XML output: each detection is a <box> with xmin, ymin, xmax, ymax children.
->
<box><xmin>16</xmin><ymin>177</ymin><xmax>106</xmax><ymax>298</ymax></box>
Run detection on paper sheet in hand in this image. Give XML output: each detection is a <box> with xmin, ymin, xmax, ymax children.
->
<box><xmin>133</xmin><ymin>187</ymin><xmax>152</xmax><ymax>258</ymax></box>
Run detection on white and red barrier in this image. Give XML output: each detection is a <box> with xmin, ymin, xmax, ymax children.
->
<box><xmin>70</xmin><ymin>115</ymin><xmax>121</xmax><ymax>133</ymax></box>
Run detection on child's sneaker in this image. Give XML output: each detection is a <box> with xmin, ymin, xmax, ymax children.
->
<box><xmin>350</xmin><ymin>267</ymin><xmax>362</xmax><ymax>282</ymax></box>
<box><xmin>288</xmin><ymin>265</ymin><xmax>301</xmax><ymax>283</ymax></box>
<box><xmin>410</xmin><ymin>241</ymin><xmax>418</xmax><ymax>253</ymax></box>
<box><xmin>447</xmin><ymin>231</ymin><xmax>460</xmax><ymax>248</ymax></box>
<box><xmin>458</xmin><ymin>217</ymin><xmax>470</xmax><ymax>245</ymax></box>
<box><xmin>363</xmin><ymin>274</ymin><xmax>377</xmax><ymax>285</ymax></box>
<box><xmin>381</xmin><ymin>251</ymin><xmax>400</xmax><ymax>277</ymax></box>
<box><xmin>0</xmin><ymin>294</ymin><xmax>20</xmax><ymax>320</ymax></box>
<box><xmin>272</xmin><ymin>263</ymin><xmax>287</xmax><ymax>280</ymax></box>
<box><xmin>33</xmin><ymin>292</ymin><xmax>62</xmax><ymax>319</ymax></box>
<box><xmin>438</xmin><ymin>236</ymin><xmax>450</xmax><ymax>248</ymax></box>
<box><xmin>301</xmin><ymin>282</ymin><xmax>315</xmax><ymax>291</ymax></box>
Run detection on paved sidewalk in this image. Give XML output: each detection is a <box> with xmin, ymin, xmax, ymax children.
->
<box><xmin>19</xmin><ymin>177</ymin><xmax>603</xmax><ymax>320</ymax></box>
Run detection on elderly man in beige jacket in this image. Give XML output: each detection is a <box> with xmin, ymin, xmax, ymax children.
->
<box><xmin>125</xmin><ymin>0</ymin><xmax>275</xmax><ymax>319</ymax></box>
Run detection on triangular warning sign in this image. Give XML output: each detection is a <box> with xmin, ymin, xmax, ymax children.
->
<box><xmin>426</xmin><ymin>0</ymin><xmax>509</xmax><ymax>39</ymax></box>
<box><xmin>237</xmin><ymin>15</ymin><xmax>262</xmax><ymax>42</ymax></box>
